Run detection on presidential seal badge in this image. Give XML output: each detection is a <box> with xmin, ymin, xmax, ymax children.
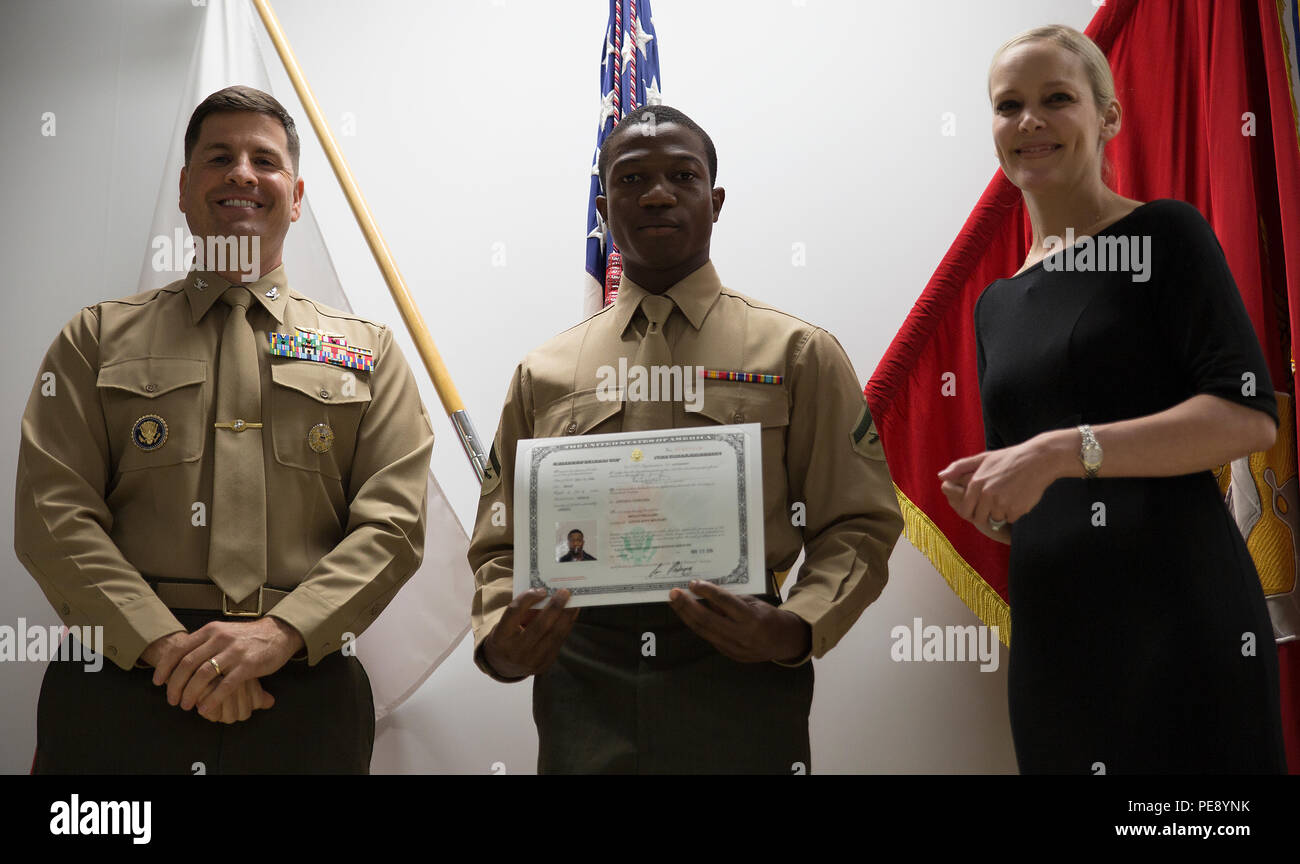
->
<box><xmin>307</xmin><ymin>423</ymin><xmax>334</xmax><ymax>454</ymax></box>
<box><xmin>131</xmin><ymin>414</ymin><xmax>169</xmax><ymax>451</ymax></box>
<box><xmin>631</xmin><ymin>448</ymin><xmax>644</xmax><ymax>462</ymax></box>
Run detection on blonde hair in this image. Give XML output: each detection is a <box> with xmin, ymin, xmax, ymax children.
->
<box><xmin>988</xmin><ymin>25</ymin><xmax>1115</xmax><ymax>111</ymax></box>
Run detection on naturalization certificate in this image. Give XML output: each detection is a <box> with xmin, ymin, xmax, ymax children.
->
<box><xmin>513</xmin><ymin>423</ymin><xmax>766</xmax><ymax>607</ymax></box>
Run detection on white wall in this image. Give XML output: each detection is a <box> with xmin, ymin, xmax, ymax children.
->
<box><xmin>0</xmin><ymin>0</ymin><xmax>1097</xmax><ymax>774</ymax></box>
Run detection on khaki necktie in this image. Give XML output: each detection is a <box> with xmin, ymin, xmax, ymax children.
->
<box><xmin>207</xmin><ymin>285</ymin><xmax>267</xmax><ymax>609</ymax></box>
<box><xmin>622</xmin><ymin>293</ymin><xmax>676</xmax><ymax>432</ymax></box>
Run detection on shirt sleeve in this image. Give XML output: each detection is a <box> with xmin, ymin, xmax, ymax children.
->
<box><xmin>467</xmin><ymin>362</ymin><xmax>534</xmax><ymax>683</ymax></box>
<box><xmin>776</xmin><ymin>328</ymin><xmax>905</xmax><ymax>662</ymax></box>
<box><xmin>14</xmin><ymin>307</ymin><xmax>185</xmax><ymax>671</ymax></box>
<box><xmin>1152</xmin><ymin>201</ymin><xmax>1278</xmax><ymax>425</ymax></box>
<box><xmin>267</xmin><ymin>326</ymin><xmax>436</xmax><ymax>665</ymax></box>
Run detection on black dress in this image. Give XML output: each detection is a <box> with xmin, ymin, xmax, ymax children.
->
<box><xmin>975</xmin><ymin>199</ymin><xmax>1287</xmax><ymax>774</ymax></box>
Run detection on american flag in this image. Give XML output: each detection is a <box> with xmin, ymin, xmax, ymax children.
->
<box><xmin>583</xmin><ymin>0</ymin><xmax>662</xmax><ymax>317</ymax></box>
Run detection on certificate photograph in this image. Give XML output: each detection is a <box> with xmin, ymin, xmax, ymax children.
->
<box><xmin>513</xmin><ymin>423</ymin><xmax>766</xmax><ymax>607</ymax></box>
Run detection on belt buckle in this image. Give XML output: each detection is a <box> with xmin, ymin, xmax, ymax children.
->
<box><xmin>222</xmin><ymin>587</ymin><xmax>264</xmax><ymax>617</ymax></box>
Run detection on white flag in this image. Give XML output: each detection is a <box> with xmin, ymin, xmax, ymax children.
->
<box><xmin>139</xmin><ymin>0</ymin><xmax>471</xmax><ymax>719</ymax></box>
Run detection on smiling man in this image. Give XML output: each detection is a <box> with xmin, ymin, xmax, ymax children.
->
<box><xmin>468</xmin><ymin>105</ymin><xmax>905</xmax><ymax>773</ymax></box>
<box><xmin>15</xmin><ymin>86</ymin><xmax>434</xmax><ymax>773</ymax></box>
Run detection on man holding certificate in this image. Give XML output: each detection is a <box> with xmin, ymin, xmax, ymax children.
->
<box><xmin>467</xmin><ymin>105</ymin><xmax>904</xmax><ymax>773</ymax></box>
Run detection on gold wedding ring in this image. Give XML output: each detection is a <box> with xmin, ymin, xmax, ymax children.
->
<box><xmin>208</xmin><ymin>658</ymin><xmax>223</xmax><ymax>676</ymax></box>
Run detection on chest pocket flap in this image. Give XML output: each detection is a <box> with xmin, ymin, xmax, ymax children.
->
<box><xmin>269</xmin><ymin>361</ymin><xmax>372</xmax><ymax>404</ymax></box>
<box><xmin>693</xmin><ymin>383</ymin><xmax>790</xmax><ymax>428</ymax></box>
<box><xmin>535</xmin><ymin>388</ymin><xmax>623</xmax><ymax>437</ymax></box>
<box><xmin>97</xmin><ymin>357</ymin><xmax>207</xmax><ymax>397</ymax></box>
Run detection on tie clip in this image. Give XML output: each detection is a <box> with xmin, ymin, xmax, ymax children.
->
<box><xmin>214</xmin><ymin>419</ymin><xmax>264</xmax><ymax>432</ymax></box>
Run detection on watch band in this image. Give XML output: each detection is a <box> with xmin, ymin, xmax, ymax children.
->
<box><xmin>1078</xmin><ymin>424</ymin><xmax>1102</xmax><ymax>478</ymax></box>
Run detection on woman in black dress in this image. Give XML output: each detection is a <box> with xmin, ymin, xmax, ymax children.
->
<box><xmin>938</xmin><ymin>25</ymin><xmax>1287</xmax><ymax>773</ymax></box>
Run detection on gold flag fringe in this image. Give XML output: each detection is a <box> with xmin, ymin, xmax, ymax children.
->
<box><xmin>894</xmin><ymin>483</ymin><xmax>1011</xmax><ymax>646</ymax></box>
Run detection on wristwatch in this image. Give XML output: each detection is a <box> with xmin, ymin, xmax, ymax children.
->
<box><xmin>1078</xmin><ymin>424</ymin><xmax>1102</xmax><ymax>478</ymax></box>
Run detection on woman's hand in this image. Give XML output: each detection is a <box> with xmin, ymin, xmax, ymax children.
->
<box><xmin>940</xmin><ymin>476</ymin><xmax>1013</xmax><ymax>545</ymax></box>
<box><xmin>938</xmin><ymin>395</ymin><xmax>1275</xmax><ymax>544</ymax></box>
<box><xmin>938</xmin><ymin>431</ymin><xmax>1074</xmax><ymax>538</ymax></box>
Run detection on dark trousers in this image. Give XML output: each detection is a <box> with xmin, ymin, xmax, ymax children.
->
<box><xmin>534</xmin><ymin>598</ymin><xmax>815</xmax><ymax>774</ymax></box>
<box><xmin>32</xmin><ymin>611</ymin><xmax>374</xmax><ymax>774</ymax></box>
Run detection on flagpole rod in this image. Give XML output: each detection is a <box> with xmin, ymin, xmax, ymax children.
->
<box><xmin>250</xmin><ymin>0</ymin><xmax>490</xmax><ymax>482</ymax></box>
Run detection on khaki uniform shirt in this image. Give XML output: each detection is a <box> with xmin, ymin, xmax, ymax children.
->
<box><xmin>15</xmin><ymin>266</ymin><xmax>435</xmax><ymax>670</ymax></box>
<box><xmin>468</xmin><ymin>261</ymin><xmax>904</xmax><ymax>681</ymax></box>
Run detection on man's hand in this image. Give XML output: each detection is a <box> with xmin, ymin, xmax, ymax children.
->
<box><xmin>140</xmin><ymin>630</ymin><xmax>198</xmax><ymax>674</ymax></box>
<box><xmin>482</xmin><ymin>588</ymin><xmax>580</xmax><ymax>679</ymax></box>
<box><xmin>149</xmin><ymin>616</ymin><xmax>304</xmax><ymax>715</ymax></box>
<box><xmin>140</xmin><ymin>630</ymin><xmax>278</xmax><ymax>723</ymax></box>
<box><xmin>668</xmin><ymin>581</ymin><xmax>811</xmax><ymax>663</ymax></box>
<box><xmin>197</xmin><ymin>677</ymin><xmax>276</xmax><ymax>724</ymax></box>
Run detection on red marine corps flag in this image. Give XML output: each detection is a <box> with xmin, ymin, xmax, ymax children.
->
<box><xmin>865</xmin><ymin>0</ymin><xmax>1300</xmax><ymax>770</ymax></box>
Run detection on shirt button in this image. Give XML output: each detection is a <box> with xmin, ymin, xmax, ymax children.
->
<box><xmin>144</xmin><ymin>383</ymin><xmax>157</xmax><ymax>393</ymax></box>
<box><xmin>319</xmin><ymin>389</ymin><xmax>330</xmax><ymax>399</ymax></box>
<box><xmin>566</xmin><ymin>422</ymin><xmax>578</xmax><ymax>434</ymax></box>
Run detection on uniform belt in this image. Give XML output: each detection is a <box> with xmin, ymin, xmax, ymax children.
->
<box><xmin>149</xmin><ymin>582</ymin><xmax>288</xmax><ymax>617</ymax></box>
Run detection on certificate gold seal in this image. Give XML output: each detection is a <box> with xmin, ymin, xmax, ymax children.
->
<box><xmin>131</xmin><ymin>414</ymin><xmax>168</xmax><ymax>451</ymax></box>
<box><xmin>307</xmin><ymin>423</ymin><xmax>334</xmax><ymax>453</ymax></box>
<box><xmin>631</xmin><ymin>448</ymin><xmax>643</xmax><ymax>462</ymax></box>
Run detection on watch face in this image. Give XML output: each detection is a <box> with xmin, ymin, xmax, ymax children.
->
<box><xmin>1082</xmin><ymin>443</ymin><xmax>1103</xmax><ymax>468</ymax></box>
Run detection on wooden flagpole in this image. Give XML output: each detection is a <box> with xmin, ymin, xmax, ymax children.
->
<box><xmin>250</xmin><ymin>0</ymin><xmax>490</xmax><ymax>482</ymax></box>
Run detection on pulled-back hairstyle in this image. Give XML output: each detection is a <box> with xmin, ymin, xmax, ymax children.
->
<box><xmin>988</xmin><ymin>24</ymin><xmax>1115</xmax><ymax>111</ymax></box>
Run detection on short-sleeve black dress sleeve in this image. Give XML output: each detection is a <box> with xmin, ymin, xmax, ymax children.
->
<box><xmin>1149</xmin><ymin>201</ymin><xmax>1278</xmax><ymax>426</ymax></box>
